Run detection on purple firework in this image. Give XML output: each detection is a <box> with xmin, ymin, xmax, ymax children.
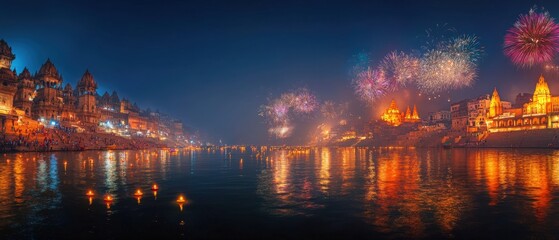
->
<box><xmin>504</xmin><ymin>8</ymin><xmax>559</xmax><ymax>67</ymax></box>
<box><xmin>352</xmin><ymin>67</ymin><xmax>389</xmax><ymax>104</ymax></box>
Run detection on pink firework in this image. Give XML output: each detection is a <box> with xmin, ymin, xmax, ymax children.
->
<box><xmin>292</xmin><ymin>89</ymin><xmax>318</xmax><ymax>113</ymax></box>
<box><xmin>379</xmin><ymin>51</ymin><xmax>419</xmax><ymax>88</ymax></box>
<box><xmin>504</xmin><ymin>8</ymin><xmax>559</xmax><ymax>67</ymax></box>
<box><xmin>352</xmin><ymin>67</ymin><xmax>389</xmax><ymax>104</ymax></box>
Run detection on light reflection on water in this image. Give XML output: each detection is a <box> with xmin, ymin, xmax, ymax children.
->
<box><xmin>0</xmin><ymin>148</ymin><xmax>559</xmax><ymax>238</ymax></box>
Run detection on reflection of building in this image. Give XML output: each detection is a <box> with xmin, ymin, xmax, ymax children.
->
<box><xmin>488</xmin><ymin>75</ymin><xmax>559</xmax><ymax>132</ymax></box>
<box><xmin>381</xmin><ymin>99</ymin><xmax>420</xmax><ymax>126</ymax></box>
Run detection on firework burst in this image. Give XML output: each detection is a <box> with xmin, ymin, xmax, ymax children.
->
<box><xmin>504</xmin><ymin>7</ymin><xmax>559</xmax><ymax>67</ymax></box>
<box><xmin>259</xmin><ymin>88</ymin><xmax>318</xmax><ymax>138</ymax></box>
<box><xmin>292</xmin><ymin>89</ymin><xmax>318</xmax><ymax>114</ymax></box>
<box><xmin>417</xmin><ymin>49</ymin><xmax>477</xmax><ymax>93</ymax></box>
<box><xmin>415</xmin><ymin>34</ymin><xmax>481</xmax><ymax>94</ymax></box>
<box><xmin>352</xmin><ymin>67</ymin><xmax>389</xmax><ymax>104</ymax></box>
<box><xmin>379</xmin><ymin>51</ymin><xmax>420</xmax><ymax>88</ymax></box>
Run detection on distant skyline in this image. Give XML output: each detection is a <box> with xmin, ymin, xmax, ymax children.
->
<box><xmin>1</xmin><ymin>0</ymin><xmax>559</xmax><ymax>144</ymax></box>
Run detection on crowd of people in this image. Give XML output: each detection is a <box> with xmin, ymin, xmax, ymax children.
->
<box><xmin>0</xmin><ymin>124</ymin><xmax>168</xmax><ymax>152</ymax></box>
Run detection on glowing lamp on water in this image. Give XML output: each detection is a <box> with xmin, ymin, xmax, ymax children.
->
<box><xmin>104</xmin><ymin>195</ymin><xmax>114</xmax><ymax>202</ymax></box>
<box><xmin>86</xmin><ymin>190</ymin><xmax>95</xmax><ymax>197</ymax></box>
<box><xmin>151</xmin><ymin>184</ymin><xmax>159</xmax><ymax>191</ymax></box>
<box><xmin>134</xmin><ymin>189</ymin><xmax>143</xmax><ymax>197</ymax></box>
<box><xmin>176</xmin><ymin>195</ymin><xmax>187</xmax><ymax>204</ymax></box>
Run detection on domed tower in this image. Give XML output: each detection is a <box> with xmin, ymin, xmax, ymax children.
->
<box><xmin>533</xmin><ymin>74</ymin><xmax>551</xmax><ymax>114</ymax></box>
<box><xmin>61</xmin><ymin>83</ymin><xmax>76</xmax><ymax>121</ymax></box>
<box><xmin>14</xmin><ymin>68</ymin><xmax>36</xmax><ymax>116</ymax></box>
<box><xmin>489</xmin><ymin>87</ymin><xmax>502</xmax><ymax>118</ymax></box>
<box><xmin>32</xmin><ymin>59</ymin><xmax>64</xmax><ymax>120</ymax></box>
<box><xmin>77</xmin><ymin>70</ymin><xmax>99</xmax><ymax>124</ymax></box>
<box><xmin>0</xmin><ymin>39</ymin><xmax>18</xmax><ymax>115</ymax></box>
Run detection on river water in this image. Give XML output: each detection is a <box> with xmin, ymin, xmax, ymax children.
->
<box><xmin>1</xmin><ymin>147</ymin><xmax>558</xmax><ymax>239</ymax></box>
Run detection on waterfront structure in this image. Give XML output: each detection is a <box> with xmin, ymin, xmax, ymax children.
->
<box><xmin>14</xmin><ymin>68</ymin><xmax>34</xmax><ymax>116</ymax></box>
<box><xmin>488</xmin><ymin>75</ymin><xmax>559</xmax><ymax>132</ymax></box>
<box><xmin>76</xmin><ymin>70</ymin><xmax>99</xmax><ymax>124</ymax></box>
<box><xmin>450</xmin><ymin>99</ymin><xmax>469</xmax><ymax>132</ymax></box>
<box><xmin>0</xmin><ymin>39</ymin><xmax>186</xmax><ymax>140</ymax></box>
<box><xmin>428</xmin><ymin>110</ymin><xmax>451</xmax><ymax>123</ymax></box>
<box><xmin>381</xmin><ymin>100</ymin><xmax>403</xmax><ymax>126</ymax></box>
<box><xmin>0</xmin><ymin>39</ymin><xmax>17</xmax><ymax>116</ymax></box>
<box><xmin>381</xmin><ymin>99</ymin><xmax>421</xmax><ymax>126</ymax></box>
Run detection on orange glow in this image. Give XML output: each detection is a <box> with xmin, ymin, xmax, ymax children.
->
<box><xmin>104</xmin><ymin>195</ymin><xmax>113</xmax><ymax>202</ymax></box>
<box><xmin>176</xmin><ymin>195</ymin><xmax>187</xmax><ymax>203</ymax></box>
<box><xmin>134</xmin><ymin>189</ymin><xmax>143</xmax><ymax>196</ymax></box>
<box><xmin>89</xmin><ymin>197</ymin><xmax>93</xmax><ymax>205</ymax></box>
<box><xmin>151</xmin><ymin>184</ymin><xmax>159</xmax><ymax>191</ymax></box>
<box><xmin>86</xmin><ymin>190</ymin><xmax>95</xmax><ymax>197</ymax></box>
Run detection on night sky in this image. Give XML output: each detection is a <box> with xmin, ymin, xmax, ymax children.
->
<box><xmin>1</xmin><ymin>0</ymin><xmax>558</xmax><ymax>144</ymax></box>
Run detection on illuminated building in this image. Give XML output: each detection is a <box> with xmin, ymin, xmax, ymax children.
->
<box><xmin>0</xmin><ymin>39</ymin><xmax>18</xmax><ymax>116</ymax></box>
<box><xmin>14</xmin><ymin>68</ymin><xmax>35</xmax><ymax>116</ymax></box>
<box><xmin>381</xmin><ymin>100</ymin><xmax>421</xmax><ymax>126</ymax></box>
<box><xmin>404</xmin><ymin>105</ymin><xmax>420</xmax><ymax>123</ymax></box>
<box><xmin>488</xmin><ymin>75</ymin><xmax>559</xmax><ymax>132</ymax></box>
<box><xmin>32</xmin><ymin>59</ymin><xmax>64</xmax><ymax>120</ymax></box>
<box><xmin>0</xmin><ymin>39</ymin><xmax>187</xmax><ymax>140</ymax></box>
<box><xmin>381</xmin><ymin>99</ymin><xmax>402</xmax><ymax>126</ymax></box>
<box><xmin>61</xmin><ymin>83</ymin><xmax>76</xmax><ymax>121</ymax></box>
<box><xmin>76</xmin><ymin>70</ymin><xmax>99</xmax><ymax>124</ymax></box>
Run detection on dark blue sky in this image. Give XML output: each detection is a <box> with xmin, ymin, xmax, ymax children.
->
<box><xmin>1</xmin><ymin>0</ymin><xmax>558</xmax><ymax>144</ymax></box>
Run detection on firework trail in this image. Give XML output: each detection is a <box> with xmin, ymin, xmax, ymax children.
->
<box><xmin>504</xmin><ymin>7</ymin><xmax>559</xmax><ymax>67</ymax></box>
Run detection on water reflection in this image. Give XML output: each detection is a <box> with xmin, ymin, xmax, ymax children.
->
<box><xmin>256</xmin><ymin>148</ymin><xmax>559</xmax><ymax>238</ymax></box>
<box><xmin>1</xmin><ymin>148</ymin><xmax>559</xmax><ymax>238</ymax></box>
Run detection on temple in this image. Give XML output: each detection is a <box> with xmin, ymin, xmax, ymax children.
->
<box><xmin>488</xmin><ymin>75</ymin><xmax>559</xmax><ymax>132</ymax></box>
<box><xmin>0</xmin><ymin>39</ymin><xmax>185</xmax><ymax>140</ymax></box>
<box><xmin>381</xmin><ymin>99</ymin><xmax>420</xmax><ymax>126</ymax></box>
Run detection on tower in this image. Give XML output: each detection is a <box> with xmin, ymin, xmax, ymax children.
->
<box><xmin>533</xmin><ymin>74</ymin><xmax>551</xmax><ymax>114</ymax></box>
<box><xmin>14</xmin><ymin>68</ymin><xmax>35</xmax><ymax>116</ymax></box>
<box><xmin>412</xmin><ymin>104</ymin><xmax>420</xmax><ymax>120</ymax></box>
<box><xmin>489</xmin><ymin>87</ymin><xmax>502</xmax><ymax>118</ymax></box>
<box><xmin>0</xmin><ymin>39</ymin><xmax>18</xmax><ymax>115</ymax></box>
<box><xmin>33</xmin><ymin>59</ymin><xmax>64</xmax><ymax>120</ymax></box>
<box><xmin>381</xmin><ymin>99</ymin><xmax>402</xmax><ymax>126</ymax></box>
<box><xmin>61</xmin><ymin>83</ymin><xmax>76</xmax><ymax>121</ymax></box>
<box><xmin>77</xmin><ymin>70</ymin><xmax>99</xmax><ymax>124</ymax></box>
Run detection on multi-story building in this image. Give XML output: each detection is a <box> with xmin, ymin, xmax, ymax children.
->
<box><xmin>450</xmin><ymin>99</ymin><xmax>469</xmax><ymax>132</ymax></box>
<box><xmin>488</xmin><ymin>75</ymin><xmax>559</xmax><ymax>132</ymax></box>
<box><xmin>0</xmin><ymin>39</ymin><xmax>186</xmax><ymax>139</ymax></box>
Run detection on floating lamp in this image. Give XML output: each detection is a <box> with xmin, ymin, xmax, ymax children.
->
<box><xmin>134</xmin><ymin>189</ymin><xmax>143</xmax><ymax>197</ymax></box>
<box><xmin>104</xmin><ymin>195</ymin><xmax>114</xmax><ymax>202</ymax></box>
<box><xmin>86</xmin><ymin>190</ymin><xmax>95</xmax><ymax>197</ymax></box>
<box><xmin>151</xmin><ymin>184</ymin><xmax>159</xmax><ymax>191</ymax></box>
<box><xmin>176</xmin><ymin>195</ymin><xmax>187</xmax><ymax>204</ymax></box>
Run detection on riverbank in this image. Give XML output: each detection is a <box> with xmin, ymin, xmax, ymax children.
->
<box><xmin>0</xmin><ymin>126</ymin><xmax>185</xmax><ymax>152</ymax></box>
<box><xmin>325</xmin><ymin>128</ymin><xmax>559</xmax><ymax>149</ymax></box>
